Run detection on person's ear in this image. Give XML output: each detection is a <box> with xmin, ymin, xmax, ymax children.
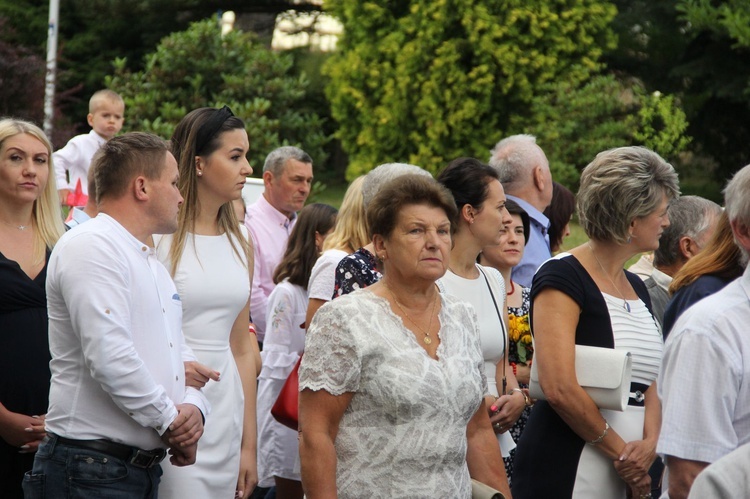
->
<box><xmin>87</xmin><ymin>113</ymin><xmax>95</xmax><ymax>128</ymax></box>
<box><xmin>533</xmin><ymin>166</ymin><xmax>546</xmax><ymax>192</ymax></box>
<box><xmin>679</xmin><ymin>236</ymin><xmax>699</xmax><ymax>259</ymax></box>
<box><xmin>262</xmin><ymin>170</ymin><xmax>274</xmax><ymax>188</ymax></box>
<box><xmin>314</xmin><ymin>231</ymin><xmax>324</xmax><ymax>252</ymax></box>
<box><xmin>195</xmin><ymin>156</ymin><xmax>204</xmax><ymax>178</ymax></box>
<box><xmin>373</xmin><ymin>234</ymin><xmax>387</xmax><ymax>260</ymax></box>
<box><xmin>731</xmin><ymin>220</ymin><xmax>750</xmax><ymax>253</ymax></box>
<box><xmin>461</xmin><ymin>204</ymin><xmax>475</xmax><ymax>225</ymax></box>
<box><xmin>134</xmin><ymin>176</ymin><xmax>148</xmax><ymax>201</ymax></box>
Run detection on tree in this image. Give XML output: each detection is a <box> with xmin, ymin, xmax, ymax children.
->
<box><xmin>105</xmin><ymin>18</ymin><xmax>329</xmax><ymax>170</ymax></box>
<box><xmin>604</xmin><ymin>0</ymin><xmax>750</xmax><ymax>190</ymax></box>
<box><xmin>511</xmin><ymin>74</ymin><xmax>691</xmax><ymax>188</ymax></box>
<box><xmin>0</xmin><ymin>0</ymin><xmax>323</xmax><ymax>144</ymax></box>
<box><xmin>324</xmin><ymin>0</ymin><xmax>617</xmax><ymax>178</ymax></box>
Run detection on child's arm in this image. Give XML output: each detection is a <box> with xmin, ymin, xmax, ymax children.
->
<box><xmin>53</xmin><ymin>142</ymin><xmax>79</xmax><ymax>203</ymax></box>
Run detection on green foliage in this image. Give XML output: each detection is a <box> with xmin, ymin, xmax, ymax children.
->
<box><xmin>511</xmin><ymin>74</ymin><xmax>691</xmax><ymax>188</ymax></box>
<box><xmin>324</xmin><ymin>0</ymin><xmax>617</xmax><ymax>178</ymax></box>
<box><xmin>105</xmin><ymin>18</ymin><xmax>330</xmax><ymax>172</ymax></box>
<box><xmin>678</xmin><ymin>0</ymin><xmax>750</xmax><ymax>46</ymax></box>
<box><xmin>606</xmin><ymin>0</ymin><xmax>750</xmax><ymax>187</ymax></box>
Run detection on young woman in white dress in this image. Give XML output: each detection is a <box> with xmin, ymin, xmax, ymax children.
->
<box><xmin>437</xmin><ymin>158</ymin><xmax>529</xmax><ymax>466</ymax></box>
<box><xmin>155</xmin><ymin>106</ymin><xmax>257</xmax><ymax>499</ymax></box>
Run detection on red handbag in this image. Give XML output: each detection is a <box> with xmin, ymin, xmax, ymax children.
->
<box><xmin>271</xmin><ymin>355</ymin><xmax>302</xmax><ymax>431</ymax></box>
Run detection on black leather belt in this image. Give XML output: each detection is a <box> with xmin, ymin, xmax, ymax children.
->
<box><xmin>628</xmin><ymin>382</ymin><xmax>649</xmax><ymax>407</ymax></box>
<box><xmin>53</xmin><ymin>434</ymin><xmax>166</xmax><ymax>469</ymax></box>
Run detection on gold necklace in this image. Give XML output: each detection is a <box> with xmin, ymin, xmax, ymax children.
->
<box><xmin>588</xmin><ymin>242</ymin><xmax>630</xmax><ymax>312</ymax></box>
<box><xmin>384</xmin><ymin>280</ymin><xmax>439</xmax><ymax>344</ymax></box>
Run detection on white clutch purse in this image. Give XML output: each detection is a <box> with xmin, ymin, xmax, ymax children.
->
<box><xmin>529</xmin><ymin>344</ymin><xmax>633</xmax><ymax>412</ymax></box>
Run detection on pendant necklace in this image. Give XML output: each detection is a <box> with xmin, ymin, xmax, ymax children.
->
<box><xmin>384</xmin><ymin>280</ymin><xmax>438</xmax><ymax>344</ymax></box>
<box><xmin>0</xmin><ymin>219</ymin><xmax>30</xmax><ymax>231</ymax></box>
<box><xmin>589</xmin><ymin>242</ymin><xmax>631</xmax><ymax>312</ymax></box>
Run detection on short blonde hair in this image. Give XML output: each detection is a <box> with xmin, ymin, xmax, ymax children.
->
<box><xmin>322</xmin><ymin>176</ymin><xmax>369</xmax><ymax>253</ymax></box>
<box><xmin>0</xmin><ymin>119</ymin><xmax>65</xmax><ymax>262</ymax></box>
<box><xmin>577</xmin><ymin>146</ymin><xmax>680</xmax><ymax>244</ymax></box>
<box><xmin>89</xmin><ymin>89</ymin><xmax>124</xmax><ymax>114</ymax></box>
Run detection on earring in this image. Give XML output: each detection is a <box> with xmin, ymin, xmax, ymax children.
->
<box><xmin>626</xmin><ymin>234</ymin><xmax>632</xmax><ymax>244</ymax></box>
<box><xmin>197</xmin><ymin>171</ymin><xmax>202</xmax><ymax>177</ymax></box>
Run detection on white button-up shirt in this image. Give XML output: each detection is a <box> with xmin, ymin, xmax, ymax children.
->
<box><xmin>53</xmin><ymin>130</ymin><xmax>106</xmax><ymax>193</ymax></box>
<box><xmin>46</xmin><ymin>214</ymin><xmax>209</xmax><ymax>450</ymax></box>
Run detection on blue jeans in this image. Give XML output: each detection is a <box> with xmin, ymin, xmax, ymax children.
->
<box><xmin>22</xmin><ymin>434</ymin><xmax>163</xmax><ymax>498</ymax></box>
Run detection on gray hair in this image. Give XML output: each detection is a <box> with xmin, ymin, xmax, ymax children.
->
<box><xmin>577</xmin><ymin>146</ymin><xmax>680</xmax><ymax>244</ymax></box>
<box><xmin>263</xmin><ymin>146</ymin><xmax>312</xmax><ymax>175</ymax></box>
<box><xmin>724</xmin><ymin>164</ymin><xmax>750</xmax><ymax>258</ymax></box>
<box><xmin>654</xmin><ymin>196</ymin><xmax>722</xmax><ymax>267</ymax></box>
<box><xmin>488</xmin><ymin>134</ymin><xmax>544</xmax><ymax>191</ymax></box>
<box><xmin>361</xmin><ymin>163</ymin><xmax>432</xmax><ymax>207</ymax></box>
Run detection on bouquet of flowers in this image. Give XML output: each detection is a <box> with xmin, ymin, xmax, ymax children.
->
<box><xmin>508</xmin><ymin>313</ymin><xmax>533</xmax><ymax>364</ymax></box>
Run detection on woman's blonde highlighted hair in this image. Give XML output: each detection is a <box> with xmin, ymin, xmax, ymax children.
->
<box><xmin>322</xmin><ymin>176</ymin><xmax>369</xmax><ymax>253</ymax></box>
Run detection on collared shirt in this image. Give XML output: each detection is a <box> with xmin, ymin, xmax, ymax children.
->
<box><xmin>644</xmin><ymin>267</ymin><xmax>672</xmax><ymax>327</ymax></box>
<box><xmin>657</xmin><ymin>265</ymin><xmax>750</xmax><ymax>465</ymax></box>
<box><xmin>64</xmin><ymin>207</ymin><xmax>92</xmax><ymax>230</ymax></box>
<box><xmin>45</xmin><ymin>214</ymin><xmax>208</xmax><ymax>450</ymax></box>
<box><xmin>53</xmin><ymin>130</ymin><xmax>106</xmax><ymax>193</ymax></box>
<box><xmin>245</xmin><ymin>194</ymin><xmax>296</xmax><ymax>340</ymax></box>
<box><xmin>506</xmin><ymin>195</ymin><xmax>551</xmax><ymax>287</ymax></box>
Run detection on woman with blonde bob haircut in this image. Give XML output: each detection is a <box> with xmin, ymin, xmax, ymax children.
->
<box><xmin>0</xmin><ymin>118</ymin><xmax>64</xmax><ymax>498</ymax></box>
<box><xmin>304</xmin><ymin>176</ymin><xmax>368</xmax><ymax>328</ymax></box>
<box><xmin>513</xmin><ymin>146</ymin><xmax>679</xmax><ymax>499</ymax></box>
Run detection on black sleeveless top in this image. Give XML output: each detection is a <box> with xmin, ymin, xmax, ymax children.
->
<box><xmin>511</xmin><ymin>254</ymin><xmax>653</xmax><ymax>498</ymax></box>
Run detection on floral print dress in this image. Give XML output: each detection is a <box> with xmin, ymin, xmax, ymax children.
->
<box><xmin>504</xmin><ymin>285</ymin><xmax>533</xmax><ymax>482</ymax></box>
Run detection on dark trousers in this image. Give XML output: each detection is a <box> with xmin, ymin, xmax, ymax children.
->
<box><xmin>22</xmin><ymin>434</ymin><xmax>163</xmax><ymax>498</ymax></box>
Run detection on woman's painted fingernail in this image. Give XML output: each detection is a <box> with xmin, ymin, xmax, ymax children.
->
<box><xmin>20</xmin><ymin>445</ymin><xmax>30</xmax><ymax>449</ymax></box>
<box><xmin>490</xmin><ymin>405</ymin><xmax>498</xmax><ymax>412</ymax></box>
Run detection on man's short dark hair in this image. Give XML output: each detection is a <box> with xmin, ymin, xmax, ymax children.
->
<box><xmin>94</xmin><ymin>132</ymin><xmax>169</xmax><ymax>203</ymax></box>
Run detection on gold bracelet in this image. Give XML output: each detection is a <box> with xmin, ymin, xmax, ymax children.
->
<box><xmin>507</xmin><ymin>387</ymin><xmax>530</xmax><ymax>407</ymax></box>
<box><xmin>587</xmin><ymin>420</ymin><xmax>609</xmax><ymax>445</ymax></box>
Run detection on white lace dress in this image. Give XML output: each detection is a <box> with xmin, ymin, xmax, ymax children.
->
<box><xmin>299</xmin><ymin>289</ymin><xmax>487</xmax><ymax>499</ymax></box>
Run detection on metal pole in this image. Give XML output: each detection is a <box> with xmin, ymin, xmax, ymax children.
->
<box><xmin>43</xmin><ymin>0</ymin><xmax>60</xmax><ymax>138</ymax></box>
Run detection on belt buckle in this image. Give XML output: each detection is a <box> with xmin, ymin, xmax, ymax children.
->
<box><xmin>632</xmin><ymin>390</ymin><xmax>645</xmax><ymax>403</ymax></box>
<box><xmin>130</xmin><ymin>449</ymin><xmax>165</xmax><ymax>468</ymax></box>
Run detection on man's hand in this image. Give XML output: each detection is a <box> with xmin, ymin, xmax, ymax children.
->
<box><xmin>162</xmin><ymin>404</ymin><xmax>204</xmax><ymax>448</ymax></box>
<box><xmin>184</xmin><ymin>361</ymin><xmax>220</xmax><ymax>389</ymax></box>
<box><xmin>167</xmin><ymin>441</ymin><xmax>198</xmax><ymax>467</ymax></box>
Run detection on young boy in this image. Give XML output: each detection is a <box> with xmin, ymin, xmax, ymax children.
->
<box><xmin>54</xmin><ymin>89</ymin><xmax>125</xmax><ymax>205</ymax></box>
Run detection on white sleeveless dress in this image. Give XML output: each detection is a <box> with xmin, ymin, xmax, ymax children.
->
<box><xmin>155</xmin><ymin>229</ymin><xmax>250</xmax><ymax>498</ymax></box>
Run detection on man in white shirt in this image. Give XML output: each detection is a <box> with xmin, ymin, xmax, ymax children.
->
<box><xmin>657</xmin><ymin>164</ymin><xmax>750</xmax><ymax>499</ymax></box>
<box><xmin>245</xmin><ymin>146</ymin><xmax>313</xmax><ymax>342</ymax></box>
<box><xmin>489</xmin><ymin>134</ymin><xmax>553</xmax><ymax>287</ymax></box>
<box><xmin>23</xmin><ymin>132</ymin><xmax>208</xmax><ymax>498</ymax></box>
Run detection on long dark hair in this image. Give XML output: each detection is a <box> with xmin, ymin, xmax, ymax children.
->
<box><xmin>274</xmin><ymin>203</ymin><xmax>338</xmax><ymax>289</ymax></box>
<box><xmin>437</xmin><ymin>157</ymin><xmax>499</xmax><ymax>224</ymax></box>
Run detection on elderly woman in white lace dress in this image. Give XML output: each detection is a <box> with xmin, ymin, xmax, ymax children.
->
<box><xmin>298</xmin><ymin>174</ymin><xmax>509</xmax><ymax>498</ymax></box>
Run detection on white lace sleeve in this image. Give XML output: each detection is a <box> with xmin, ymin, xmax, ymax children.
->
<box><xmin>299</xmin><ymin>299</ymin><xmax>361</xmax><ymax>395</ymax></box>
